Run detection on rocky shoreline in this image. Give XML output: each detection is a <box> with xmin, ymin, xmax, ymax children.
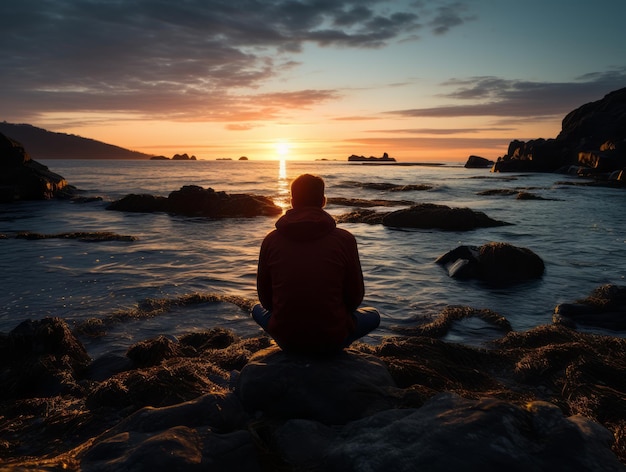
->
<box><xmin>1</xmin><ymin>284</ymin><xmax>626</xmax><ymax>470</ymax></box>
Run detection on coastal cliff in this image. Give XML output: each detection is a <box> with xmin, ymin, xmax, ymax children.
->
<box><xmin>491</xmin><ymin>87</ymin><xmax>626</xmax><ymax>177</ymax></box>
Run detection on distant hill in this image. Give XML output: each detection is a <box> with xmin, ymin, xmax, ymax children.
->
<box><xmin>0</xmin><ymin>122</ymin><xmax>154</xmax><ymax>159</ymax></box>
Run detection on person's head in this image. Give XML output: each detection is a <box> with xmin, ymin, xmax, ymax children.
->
<box><xmin>290</xmin><ymin>174</ymin><xmax>326</xmax><ymax>209</ymax></box>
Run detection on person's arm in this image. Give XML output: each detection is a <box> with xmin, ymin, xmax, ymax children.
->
<box><xmin>344</xmin><ymin>236</ymin><xmax>365</xmax><ymax>311</ymax></box>
<box><xmin>256</xmin><ymin>237</ymin><xmax>273</xmax><ymax>310</ymax></box>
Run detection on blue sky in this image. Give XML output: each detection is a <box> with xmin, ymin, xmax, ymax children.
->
<box><xmin>1</xmin><ymin>0</ymin><xmax>625</xmax><ymax>161</ymax></box>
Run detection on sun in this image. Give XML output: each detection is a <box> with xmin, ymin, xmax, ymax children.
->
<box><xmin>276</xmin><ymin>141</ymin><xmax>290</xmax><ymax>158</ymax></box>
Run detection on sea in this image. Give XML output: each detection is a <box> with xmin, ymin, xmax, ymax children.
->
<box><xmin>1</xmin><ymin>159</ymin><xmax>625</xmax><ymax>358</ymax></box>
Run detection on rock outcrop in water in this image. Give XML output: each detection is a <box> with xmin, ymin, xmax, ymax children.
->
<box><xmin>492</xmin><ymin>87</ymin><xmax>626</xmax><ymax>178</ymax></box>
<box><xmin>337</xmin><ymin>203</ymin><xmax>510</xmax><ymax>230</ymax></box>
<box><xmin>0</xmin><ymin>132</ymin><xmax>73</xmax><ymax>202</ymax></box>
<box><xmin>464</xmin><ymin>155</ymin><xmax>494</xmax><ymax>168</ymax></box>
<box><xmin>554</xmin><ymin>284</ymin><xmax>626</xmax><ymax>331</ymax></box>
<box><xmin>3</xmin><ymin>291</ymin><xmax>626</xmax><ymax>470</ymax></box>
<box><xmin>348</xmin><ymin>152</ymin><xmax>396</xmax><ymax>162</ymax></box>
<box><xmin>436</xmin><ymin>242</ymin><xmax>545</xmax><ymax>283</ymax></box>
<box><xmin>107</xmin><ymin>185</ymin><xmax>282</xmax><ymax>218</ymax></box>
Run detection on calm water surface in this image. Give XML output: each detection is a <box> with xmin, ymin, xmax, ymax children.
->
<box><xmin>1</xmin><ymin>159</ymin><xmax>624</xmax><ymax>357</ymax></box>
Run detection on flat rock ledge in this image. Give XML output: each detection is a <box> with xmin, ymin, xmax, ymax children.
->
<box><xmin>2</xmin><ymin>307</ymin><xmax>626</xmax><ymax>471</ymax></box>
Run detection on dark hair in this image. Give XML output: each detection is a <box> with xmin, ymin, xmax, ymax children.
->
<box><xmin>291</xmin><ymin>174</ymin><xmax>325</xmax><ymax>208</ymax></box>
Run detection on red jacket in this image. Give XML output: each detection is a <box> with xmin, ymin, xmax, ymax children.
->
<box><xmin>256</xmin><ymin>207</ymin><xmax>364</xmax><ymax>353</ymax></box>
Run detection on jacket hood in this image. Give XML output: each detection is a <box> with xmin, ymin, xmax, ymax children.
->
<box><xmin>275</xmin><ymin>207</ymin><xmax>336</xmax><ymax>242</ymax></box>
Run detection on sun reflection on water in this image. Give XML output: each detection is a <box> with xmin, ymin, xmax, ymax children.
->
<box><xmin>277</xmin><ymin>159</ymin><xmax>290</xmax><ymax>211</ymax></box>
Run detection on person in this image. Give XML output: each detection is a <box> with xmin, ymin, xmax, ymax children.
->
<box><xmin>252</xmin><ymin>173</ymin><xmax>380</xmax><ymax>355</ymax></box>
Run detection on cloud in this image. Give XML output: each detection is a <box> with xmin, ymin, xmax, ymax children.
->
<box><xmin>367</xmin><ymin>127</ymin><xmax>515</xmax><ymax>135</ymax></box>
<box><xmin>0</xmin><ymin>0</ymin><xmax>453</xmax><ymax>124</ymax></box>
<box><xmin>429</xmin><ymin>2</ymin><xmax>476</xmax><ymax>35</ymax></box>
<box><xmin>387</xmin><ymin>68</ymin><xmax>626</xmax><ymax>119</ymax></box>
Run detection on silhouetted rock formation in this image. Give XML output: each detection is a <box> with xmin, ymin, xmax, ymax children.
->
<box><xmin>348</xmin><ymin>152</ymin><xmax>396</xmax><ymax>162</ymax></box>
<box><xmin>464</xmin><ymin>155</ymin><xmax>494</xmax><ymax>168</ymax></box>
<box><xmin>107</xmin><ymin>185</ymin><xmax>282</xmax><ymax>218</ymax></box>
<box><xmin>436</xmin><ymin>242</ymin><xmax>545</xmax><ymax>282</ymax></box>
<box><xmin>492</xmin><ymin>87</ymin><xmax>626</xmax><ymax>176</ymax></box>
<box><xmin>172</xmin><ymin>153</ymin><xmax>196</xmax><ymax>161</ymax></box>
<box><xmin>151</xmin><ymin>153</ymin><xmax>198</xmax><ymax>160</ymax></box>
<box><xmin>0</xmin><ymin>133</ymin><xmax>73</xmax><ymax>202</ymax></box>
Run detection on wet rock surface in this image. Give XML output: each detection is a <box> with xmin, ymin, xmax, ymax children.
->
<box><xmin>2</xmin><ymin>290</ymin><xmax>626</xmax><ymax>470</ymax></box>
<box><xmin>436</xmin><ymin>242</ymin><xmax>545</xmax><ymax>283</ymax></box>
<box><xmin>382</xmin><ymin>203</ymin><xmax>510</xmax><ymax>231</ymax></box>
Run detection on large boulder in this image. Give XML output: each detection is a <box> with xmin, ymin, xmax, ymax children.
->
<box><xmin>0</xmin><ymin>133</ymin><xmax>70</xmax><ymax>201</ymax></box>
<box><xmin>436</xmin><ymin>242</ymin><xmax>545</xmax><ymax>283</ymax></box>
<box><xmin>236</xmin><ymin>346</ymin><xmax>397</xmax><ymax>424</ymax></box>
<box><xmin>107</xmin><ymin>185</ymin><xmax>282</xmax><ymax>218</ymax></box>
<box><xmin>382</xmin><ymin>203</ymin><xmax>510</xmax><ymax>231</ymax></box>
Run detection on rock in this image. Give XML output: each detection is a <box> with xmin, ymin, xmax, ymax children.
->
<box><xmin>172</xmin><ymin>153</ymin><xmax>197</xmax><ymax>160</ymax></box>
<box><xmin>0</xmin><ymin>133</ymin><xmax>71</xmax><ymax>202</ymax></box>
<box><xmin>435</xmin><ymin>242</ymin><xmax>545</xmax><ymax>282</ymax></box>
<box><xmin>79</xmin><ymin>424</ymin><xmax>257</xmax><ymax>472</ymax></box>
<box><xmin>553</xmin><ymin>284</ymin><xmax>626</xmax><ymax>330</ymax></box>
<box><xmin>106</xmin><ymin>193</ymin><xmax>167</xmax><ymax>212</ymax></box>
<box><xmin>4</xmin><ymin>320</ymin><xmax>626</xmax><ymax>468</ymax></box>
<box><xmin>327</xmin><ymin>197</ymin><xmax>414</xmax><ymax>207</ymax></box>
<box><xmin>107</xmin><ymin>185</ymin><xmax>282</xmax><ymax>218</ymax></box>
<box><xmin>320</xmin><ymin>393</ymin><xmax>623</xmax><ymax>472</ymax></box>
<box><xmin>382</xmin><ymin>203</ymin><xmax>510</xmax><ymax>231</ymax></box>
<box><xmin>126</xmin><ymin>335</ymin><xmax>190</xmax><ymax>368</ymax></box>
<box><xmin>464</xmin><ymin>155</ymin><xmax>494</xmax><ymax>168</ymax></box>
<box><xmin>0</xmin><ymin>317</ymin><xmax>91</xmax><ymax>400</ymax></box>
<box><xmin>335</xmin><ymin>208</ymin><xmax>388</xmax><ymax>224</ymax></box>
<box><xmin>339</xmin><ymin>180</ymin><xmax>432</xmax><ymax>191</ymax></box>
<box><xmin>236</xmin><ymin>347</ymin><xmax>397</xmax><ymax>424</ymax></box>
<box><xmin>14</xmin><ymin>231</ymin><xmax>137</xmax><ymax>242</ymax></box>
<box><xmin>578</xmin><ymin>150</ymin><xmax>626</xmax><ymax>173</ymax></box>
<box><xmin>494</xmin><ymin>88</ymin><xmax>626</xmax><ymax>174</ymax></box>
<box><xmin>348</xmin><ymin>152</ymin><xmax>396</xmax><ymax>162</ymax></box>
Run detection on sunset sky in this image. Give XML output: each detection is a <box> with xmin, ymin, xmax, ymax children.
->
<box><xmin>2</xmin><ymin>0</ymin><xmax>625</xmax><ymax>162</ymax></box>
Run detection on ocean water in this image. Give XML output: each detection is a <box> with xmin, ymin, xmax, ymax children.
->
<box><xmin>1</xmin><ymin>159</ymin><xmax>625</xmax><ymax>358</ymax></box>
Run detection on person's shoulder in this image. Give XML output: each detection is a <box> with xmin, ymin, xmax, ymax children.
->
<box><xmin>332</xmin><ymin>226</ymin><xmax>357</xmax><ymax>242</ymax></box>
<box><xmin>261</xmin><ymin>228</ymin><xmax>281</xmax><ymax>244</ymax></box>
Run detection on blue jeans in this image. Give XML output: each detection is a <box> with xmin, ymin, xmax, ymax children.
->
<box><xmin>251</xmin><ymin>303</ymin><xmax>380</xmax><ymax>348</ymax></box>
